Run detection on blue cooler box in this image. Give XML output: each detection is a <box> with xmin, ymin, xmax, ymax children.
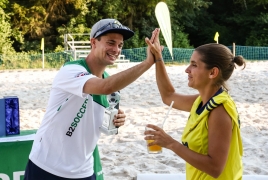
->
<box><xmin>0</xmin><ymin>96</ymin><xmax>20</xmax><ymax>136</ymax></box>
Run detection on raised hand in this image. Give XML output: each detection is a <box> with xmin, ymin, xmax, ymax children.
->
<box><xmin>145</xmin><ymin>28</ymin><xmax>163</xmax><ymax>63</ymax></box>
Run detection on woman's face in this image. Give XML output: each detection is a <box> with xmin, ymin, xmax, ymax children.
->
<box><xmin>185</xmin><ymin>51</ymin><xmax>211</xmax><ymax>89</ymax></box>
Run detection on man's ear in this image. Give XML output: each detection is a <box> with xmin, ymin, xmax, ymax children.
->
<box><xmin>209</xmin><ymin>67</ymin><xmax>219</xmax><ymax>79</ymax></box>
<box><xmin>90</xmin><ymin>38</ymin><xmax>96</xmax><ymax>48</ymax></box>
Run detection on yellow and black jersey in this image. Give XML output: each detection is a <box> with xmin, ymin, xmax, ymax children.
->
<box><xmin>182</xmin><ymin>88</ymin><xmax>243</xmax><ymax>180</ymax></box>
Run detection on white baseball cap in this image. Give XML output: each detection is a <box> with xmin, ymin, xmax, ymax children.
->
<box><xmin>90</xmin><ymin>19</ymin><xmax>134</xmax><ymax>40</ymax></box>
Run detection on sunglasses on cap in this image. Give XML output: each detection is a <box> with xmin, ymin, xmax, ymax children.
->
<box><xmin>92</xmin><ymin>22</ymin><xmax>130</xmax><ymax>38</ymax></box>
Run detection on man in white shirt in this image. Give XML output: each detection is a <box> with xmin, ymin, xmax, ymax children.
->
<box><xmin>24</xmin><ymin>19</ymin><xmax>162</xmax><ymax>180</ymax></box>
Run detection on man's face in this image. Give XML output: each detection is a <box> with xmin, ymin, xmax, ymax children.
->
<box><xmin>93</xmin><ymin>33</ymin><xmax>124</xmax><ymax>65</ymax></box>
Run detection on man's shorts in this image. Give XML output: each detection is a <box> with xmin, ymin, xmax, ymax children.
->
<box><xmin>24</xmin><ymin>159</ymin><xmax>96</xmax><ymax>180</ymax></box>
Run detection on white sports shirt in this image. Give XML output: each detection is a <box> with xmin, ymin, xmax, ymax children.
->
<box><xmin>29</xmin><ymin>59</ymin><xmax>109</xmax><ymax>178</ymax></box>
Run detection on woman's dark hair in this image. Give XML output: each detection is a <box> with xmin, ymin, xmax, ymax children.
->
<box><xmin>195</xmin><ymin>43</ymin><xmax>246</xmax><ymax>91</ymax></box>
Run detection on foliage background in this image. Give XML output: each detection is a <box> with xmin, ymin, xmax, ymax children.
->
<box><xmin>0</xmin><ymin>0</ymin><xmax>267</xmax><ymax>55</ymax></box>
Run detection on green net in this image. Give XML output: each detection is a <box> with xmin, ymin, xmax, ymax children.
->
<box><xmin>0</xmin><ymin>45</ymin><xmax>267</xmax><ymax>70</ymax></box>
<box><xmin>0</xmin><ymin>52</ymin><xmax>72</xmax><ymax>70</ymax></box>
<box><xmin>121</xmin><ymin>45</ymin><xmax>268</xmax><ymax>63</ymax></box>
<box><xmin>230</xmin><ymin>45</ymin><xmax>268</xmax><ymax>60</ymax></box>
<box><xmin>121</xmin><ymin>47</ymin><xmax>194</xmax><ymax>63</ymax></box>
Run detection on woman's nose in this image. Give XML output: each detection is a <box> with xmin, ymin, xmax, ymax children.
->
<box><xmin>185</xmin><ymin>66</ymin><xmax>190</xmax><ymax>73</ymax></box>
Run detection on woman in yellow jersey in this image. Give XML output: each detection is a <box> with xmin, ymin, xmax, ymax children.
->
<box><xmin>144</xmin><ymin>29</ymin><xmax>246</xmax><ymax>180</ymax></box>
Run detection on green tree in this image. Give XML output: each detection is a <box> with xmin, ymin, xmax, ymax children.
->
<box><xmin>6</xmin><ymin>0</ymin><xmax>195</xmax><ymax>52</ymax></box>
<box><xmin>10</xmin><ymin>0</ymin><xmax>89</xmax><ymax>52</ymax></box>
<box><xmin>84</xmin><ymin>0</ymin><xmax>161</xmax><ymax>48</ymax></box>
<box><xmin>0</xmin><ymin>0</ymin><xmax>16</xmax><ymax>54</ymax></box>
<box><xmin>245</xmin><ymin>13</ymin><xmax>268</xmax><ymax>46</ymax></box>
<box><xmin>183</xmin><ymin>0</ymin><xmax>268</xmax><ymax>47</ymax></box>
<box><xmin>243</xmin><ymin>0</ymin><xmax>268</xmax><ymax>46</ymax></box>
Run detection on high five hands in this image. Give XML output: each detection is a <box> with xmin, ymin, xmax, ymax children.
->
<box><xmin>145</xmin><ymin>28</ymin><xmax>164</xmax><ymax>65</ymax></box>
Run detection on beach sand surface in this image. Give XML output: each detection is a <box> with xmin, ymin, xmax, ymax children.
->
<box><xmin>0</xmin><ymin>61</ymin><xmax>267</xmax><ymax>179</ymax></box>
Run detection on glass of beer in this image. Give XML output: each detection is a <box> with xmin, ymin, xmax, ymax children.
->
<box><xmin>145</xmin><ymin>126</ymin><xmax>162</xmax><ymax>154</ymax></box>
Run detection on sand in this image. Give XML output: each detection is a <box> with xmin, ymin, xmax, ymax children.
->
<box><xmin>0</xmin><ymin>61</ymin><xmax>267</xmax><ymax>179</ymax></box>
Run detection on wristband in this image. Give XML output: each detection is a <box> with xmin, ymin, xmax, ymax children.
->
<box><xmin>154</xmin><ymin>57</ymin><xmax>163</xmax><ymax>63</ymax></box>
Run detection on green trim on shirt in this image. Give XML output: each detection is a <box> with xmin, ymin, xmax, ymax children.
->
<box><xmin>64</xmin><ymin>59</ymin><xmax>110</xmax><ymax>108</ymax></box>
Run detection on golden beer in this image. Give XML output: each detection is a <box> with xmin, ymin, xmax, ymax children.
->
<box><xmin>147</xmin><ymin>140</ymin><xmax>162</xmax><ymax>153</ymax></box>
